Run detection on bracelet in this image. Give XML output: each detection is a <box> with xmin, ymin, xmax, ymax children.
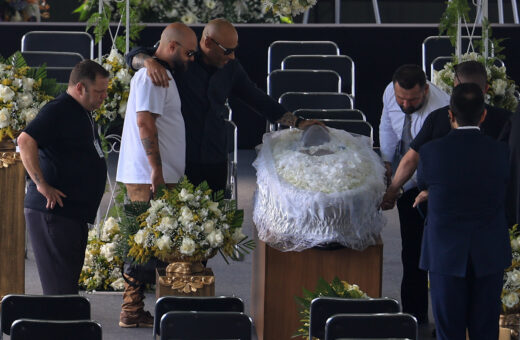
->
<box><xmin>295</xmin><ymin>116</ymin><xmax>305</xmax><ymax>128</ymax></box>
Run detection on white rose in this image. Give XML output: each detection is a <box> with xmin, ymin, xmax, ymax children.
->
<box><xmin>179</xmin><ymin>188</ymin><xmax>194</xmax><ymax>202</ymax></box>
<box><xmin>156</xmin><ymin>235</ymin><xmax>172</xmax><ymax>251</ymax></box>
<box><xmin>202</xmin><ymin>220</ymin><xmax>215</xmax><ymax>234</ymax></box>
<box><xmin>134</xmin><ymin>229</ymin><xmax>146</xmax><ymax>245</ymax></box>
<box><xmin>23</xmin><ymin>107</ymin><xmax>38</xmax><ymax>123</ymax></box>
<box><xmin>232</xmin><ymin>228</ymin><xmax>246</xmax><ymax>243</ymax></box>
<box><xmin>503</xmin><ymin>292</ymin><xmax>520</xmax><ymax>309</ymax></box>
<box><xmin>107</xmin><ymin>49</ymin><xmax>125</xmax><ymax>64</ymax></box>
<box><xmin>12</xmin><ymin>78</ymin><xmax>22</xmax><ymax>89</ymax></box>
<box><xmin>100</xmin><ymin>242</ymin><xmax>116</xmax><ymax>262</ymax></box>
<box><xmin>116</xmin><ymin>68</ymin><xmax>132</xmax><ymax>84</ymax></box>
<box><xmin>22</xmin><ymin>77</ymin><xmax>35</xmax><ymax>91</ymax></box>
<box><xmin>492</xmin><ymin>79</ymin><xmax>508</xmax><ymax>97</ymax></box>
<box><xmin>180</xmin><ymin>237</ymin><xmax>196</xmax><ymax>255</ymax></box>
<box><xmin>207</xmin><ymin>230</ymin><xmax>224</xmax><ymax>248</ymax></box>
<box><xmin>17</xmin><ymin>93</ymin><xmax>33</xmax><ymax>109</ymax></box>
<box><xmin>110</xmin><ymin>277</ymin><xmax>125</xmax><ymax>291</ymax></box>
<box><xmin>0</xmin><ymin>107</ymin><xmax>10</xmax><ymax>128</ymax></box>
<box><xmin>0</xmin><ymin>84</ymin><xmax>15</xmax><ymax>103</ymax></box>
<box><xmin>179</xmin><ymin>206</ymin><xmax>193</xmax><ymax>225</ymax></box>
<box><xmin>512</xmin><ymin>238</ymin><xmax>520</xmax><ymax>251</ymax></box>
<box><xmin>84</xmin><ymin>251</ymin><xmax>94</xmax><ymax>267</ymax></box>
<box><xmin>510</xmin><ymin>269</ymin><xmax>520</xmax><ymax>285</ymax></box>
<box><xmin>118</xmin><ymin>100</ymin><xmax>127</xmax><ymax>117</ymax></box>
<box><xmin>101</xmin><ymin>217</ymin><xmax>119</xmax><ymax>241</ymax></box>
<box><xmin>166</xmin><ymin>8</ymin><xmax>178</xmax><ymax>18</ymax></box>
<box><xmin>208</xmin><ymin>201</ymin><xmax>220</xmax><ymax>213</ymax></box>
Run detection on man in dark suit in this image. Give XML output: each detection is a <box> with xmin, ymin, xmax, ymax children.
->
<box><xmin>415</xmin><ymin>83</ymin><xmax>511</xmax><ymax>340</ymax></box>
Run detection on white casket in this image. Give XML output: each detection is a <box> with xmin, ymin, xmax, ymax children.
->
<box><xmin>253</xmin><ymin>126</ymin><xmax>386</xmax><ymax>252</ymax></box>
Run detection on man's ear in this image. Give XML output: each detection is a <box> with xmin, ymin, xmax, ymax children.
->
<box><xmin>448</xmin><ymin>109</ymin><xmax>457</xmax><ymax>127</ymax></box>
<box><xmin>75</xmin><ymin>82</ymin><xmax>85</xmax><ymax>95</ymax></box>
<box><xmin>479</xmin><ymin>108</ymin><xmax>488</xmax><ymax>126</ymax></box>
<box><xmin>423</xmin><ymin>83</ymin><xmax>429</xmax><ymax>95</ymax></box>
<box><xmin>202</xmin><ymin>36</ymin><xmax>211</xmax><ymax>48</ymax></box>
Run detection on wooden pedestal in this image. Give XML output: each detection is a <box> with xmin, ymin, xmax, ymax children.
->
<box><xmin>252</xmin><ymin>237</ymin><xmax>383</xmax><ymax>340</ymax></box>
<box><xmin>156</xmin><ymin>268</ymin><xmax>215</xmax><ymax>298</ymax></box>
<box><xmin>0</xmin><ymin>155</ymin><xmax>25</xmax><ymax>301</ymax></box>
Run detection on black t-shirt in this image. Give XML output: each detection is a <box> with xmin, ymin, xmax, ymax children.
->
<box><xmin>24</xmin><ymin>92</ymin><xmax>107</xmax><ymax>224</ymax></box>
<box><xmin>410</xmin><ymin>104</ymin><xmax>512</xmax><ymax>152</ymax></box>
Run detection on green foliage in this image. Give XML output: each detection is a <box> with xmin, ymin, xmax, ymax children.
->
<box><xmin>115</xmin><ymin>200</ymin><xmax>151</xmax><ymax>263</ymax></box>
<box><xmin>439</xmin><ymin>0</ymin><xmax>471</xmax><ymax>47</ymax></box>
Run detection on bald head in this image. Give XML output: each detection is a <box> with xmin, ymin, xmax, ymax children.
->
<box><xmin>202</xmin><ymin>18</ymin><xmax>238</xmax><ymax>43</ymax></box>
<box><xmin>200</xmin><ymin>18</ymin><xmax>238</xmax><ymax>68</ymax></box>
<box><xmin>159</xmin><ymin>22</ymin><xmax>197</xmax><ymax>47</ymax></box>
<box><xmin>155</xmin><ymin>22</ymin><xmax>197</xmax><ymax>71</ymax></box>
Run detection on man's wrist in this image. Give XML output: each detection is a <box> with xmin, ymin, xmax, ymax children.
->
<box><xmin>295</xmin><ymin>116</ymin><xmax>305</xmax><ymax>128</ymax></box>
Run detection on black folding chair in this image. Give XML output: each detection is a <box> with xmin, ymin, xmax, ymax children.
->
<box><xmin>317</xmin><ymin>119</ymin><xmax>374</xmax><ymax>142</ymax></box>
<box><xmin>160</xmin><ymin>311</ymin><xmax>252</xmax><ymax>340</ymax></box>
<box><xmin>21</xmin><ymin>51</ymin><xmax>84</xmax><ymax>68</ymax></box>
<box><xmin>421</xmin><ymin>35</ymin><xmax>494</xmax><ymax>80</ymax></box>
<box><xmin>21</xmin><ymin>31</ymin><xmax>94</xmax><ymax>60</ymax></box>
<box><xmin>10</xmin><ymin>319</ymin><xmax>101</xmax><ymax>340</ymax></box>
<box><xmin>281</xmin><ymin>55</ymin><xmax>355</xmax><ymax>100</ymax></box>
<box><xmin>154</xmin><ymin>296</ymin><xmax>244</xmax><ymax>337</ymax></box>
<box><xmin>279</xmin><ymin>92</ymin><xmax>353</xmax><ymax>111</ymax></box>
<box><xmin>295</xmin><ymin>109</ymin><xmax>365</xmax><ymax>121</ymax></box>
<box><xmin>267</xmin><ymin>40</ymin><xmax>339</xmax><ymax>74</ymax></box>
<box><xmin>324</xmin><ymin>313</ymin><xmax>418</xmax><ymax>340</ymax></box>
<box><xmin>310</xmin><ymin>297</ymin><xmax>400</xmax><ymax>340</ymax></box>
<box><xmin>1</xmin><ymin>294</ymin><xmax>91</xmax><ymax>339</ymax></box>
<box><xmin>268</xmin><ymin>70</ymin><xmax>341</xmax><ymax>103</ymax></box>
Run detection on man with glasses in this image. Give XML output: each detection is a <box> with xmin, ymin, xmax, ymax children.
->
<box><xmin>127</xmin><ymin>18</ymin><xmax>318</xmax><ymax>192</ymax></box>
<box><xmin>116</xmin><ymin>22</ymin><xmax>198</xmax><ymax>328</ymax></box>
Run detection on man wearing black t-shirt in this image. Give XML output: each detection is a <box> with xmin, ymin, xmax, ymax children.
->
<box><xmin>381</xmin><ymin>60</ymin><xmax>511</xmax><ymax>210</ymax></box>
<box><xmin>18</xmin><ymin>60</ymin><xmax>109</xmax><ymax>294</ymax></box>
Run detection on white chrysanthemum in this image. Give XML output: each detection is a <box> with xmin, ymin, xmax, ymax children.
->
<box><xmin>156</xmin><ymin>235</ymin><xmax>172</xmax><ymax>251</ymax></box>
<box><xmin>179</xmin><ymin>206</ymin><xmax>194</xmax><ymax>226</ymax></box>
<box><xmin>180</xmin><ymin>237</ymin><xmax>196</xmax><ymax>255</ymax></box>
<box><xmin>100</xmin><ymin>242</ymin><xmax>116</xmax><ymax>262</ymax></box>
<box><xmin>0</xmin><ymin>107</ymin><xmax>11</xmax><ymax>128</ymax></box>
<box><xmin>232</xmin><ymin>228</ymin><xmax>246</xmax><ymax>243</ymax></box>
<box><xmin>512</xmin><ymin>238</ymin><xmax>520</xmax><ymax>251</ymax></box>
<box><xmin>110</xmin><ymin>277</ymin><xmax>125</xmax><ymax>291</ymax></box>
<box><xmin>204</xmin><ymin>0</ymin><xmax>216</xmax><ymax>9</ymax></box>
<box><xmin>17</xmin><ymin>93</ymin><xmax>33</xmax><ymax>108</ymax></box>
<box><xmin>107</xmin><ymin>49</ymin><xmax>125</xmax><ymax>65</ymax></box>
<box><xmin>207</xmin><ymin>230</ymin><xmax>224</xmax><ymax>248</ymax></box>
<box><xmin>181</xmin><ymin>11</ymin><xmax>198</xmax><ymax>24</ymax></box>
<box><xmin>503</xmin><ymin>292</ymin><xmax>520</xmax><ymax>309</ymax></box>
<box><xmin>202</xmin><ymin>220</ymin><xmax>215</xmax><ymax>234</ymax></box>
<box><xmin>116</xmin><ymin>68</ymin><xmax>132</xmax><ymax>84</ymax></box>
<box><xmin>134</xmin><ymin>229</ymin><xmax>146</xmax><ymax>245</ymax></box>
<box><xmin>492</xmin><ymin>79</ymin><xmax>508</xmax><ymax>96</ymax></box>
<box><xmin>23</xmin><ymin>107</ymin><xmax>38</xmax><ymax>123</ymax></box>
<box><xmin>179</xmin><ymin>188</ymin><xmax>194</xmax><ymax>202</ymax></box>
<box><xmin>0</xmin><ymin>84</ymin><xmax>15</xmax><ymax>103</ymax></box>
<box><xmin>157</xmin><ymin>216</ymin><xmax>176</xmax><ymax>233</ymax></box>
<box><xmin>12</xmin><ymin>78</ymin><xmax>22</xmax><ymax>89</ymax></box>
<box><xmin>101</xmin><ymin>217</ymin><xmax>119</xmax><ymax>241</ymax></box>
<box><xmin>84</xmin><ymin>251</ymin><xmax>95</xmax><ymax>267</ymax></box>
<box><xmin>22</xmin><ymin>77</ymin><xmax>35</xmax><ymax>91</ymax></box>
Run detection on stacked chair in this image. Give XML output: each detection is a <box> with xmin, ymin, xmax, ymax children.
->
<box><xmin>309</xmin><ymin>296</ymin><xmax>418</xmax><ymax>340</ymax></box>
<box><xmin>20</xmin><ymin>31</ymin><xmax>94</xmax><ymax>84</ymax></box>
<box><xmin>0</xmin><ymin>294</ymin><xmax>101</xmax><ymax>340</ymax></box>
<box><xmin>154</xmin><ymin>296</ymin><xmax>252</xmax><ymax>340</ymax></box>
<box><xmin>267</xmin><ymin>40</ymin><xmax>367</xmax><ymax>136</ymax></box>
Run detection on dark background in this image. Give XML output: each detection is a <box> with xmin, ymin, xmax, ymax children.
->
<box><xmin>1</xmin><ymin>22</ymin><xmax>518</xmax><ymax>148</ymax></box>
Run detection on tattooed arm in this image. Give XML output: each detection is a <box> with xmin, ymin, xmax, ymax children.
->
<box><xmin>132</xmin><ymin>53</ymin><xmax>171</xmax><ymax>88</ymax></box>
<box><xmin>136</xmin><ymin>111</ymin><xmax>165</xmax><ymax>192</ymax></box>
<box><xmin>18</xmin><ymin>132</ymin><xmax>66</xmax><ymax>209</ymax></box>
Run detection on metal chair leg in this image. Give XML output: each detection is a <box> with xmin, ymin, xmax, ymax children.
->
<box><xmin>335</xmin><ymin>0</ymin><xmax>341</xmax><ymax>23</ymax></box>
<box><xmin>372</xmin><ymin>0</ymin><xmax>381</xmax><ymax>23</ymax></box>
<box><xmin>512</xmin><ymin>0</ymin><xmax>519</xmax><ymax>23</ymax></box>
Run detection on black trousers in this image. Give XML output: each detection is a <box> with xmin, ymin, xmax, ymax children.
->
<box><xmin>25</xmin><ymin>208</ymin><xmax>88</xmax><ymax>294</ymax></box>
<box><xmin>185</xmin><ymin>161</ymin><xmax>227</xmax><ymax>193</ymax></box>
<box><xmin>396</xmin><ymin>187</ymin><xmax>428</xmax><ymax>323</ymax></box>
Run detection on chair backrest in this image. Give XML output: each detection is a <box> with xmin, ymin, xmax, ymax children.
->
<box><xmin>21</xmin><ymin>31</ymin><xmax>94</xmax><ymax>59</ymax></box>
<box><xmin>268</xmin><ymin>40</ymin><xmax>340</xmax><ymax>74</ymax></box>
<box><xmin>422</xmin><ymin>35</ymin><xmax>494</xmax><ymax>80</ymax></box>
<box><xmin>309</xmin><ymin>297</ymin><xmax>400</xmax><ymax>339</ymax></box>
<box><xmin>324</xmin><ymin>313</ymin><xmax>418</xmax><ymax>340</ymax></box>
<box><xmin>295</xmin><ymin>109</ymin><xmax>366</xmax><ymax>121</ymax></box>
<box><xmin>160</xmin><ymin>311</ymin><xmax>252</xmax><ymax>340</ymax></box>
<box><xmin>225</xmin><ymin>120</ymin><xmax>238</xmax><ymax>202</ymax></box>
<box><xmin>21</xmin><ymin>51</ymin><xmax>84</xmax><ymax>68</ymax></box>
<box><xmin>317</xmin><ymin>119</ymin><xmax>374</xmax><ymax>142</ymax></box>
<box><xmin>1</xmin><ymin>294</ymin><xmax>91</xmax><ymax>336</ymax></box>
<box><xmin>282</xmin><ymin>55</ymin><xmax>355</xmax><ymax>98</ymax></box>
<box><xmin>268</xmin><ymin>70</ymin><xmax>341</xmax><ymax>102</ymax></box>
<box><xmin>154</xmin><ymin>296</ymin><xmax>244</xmax><ymax>336</ymax></box>
<box><xmin>10</xmin><ymin>319</ymin><xmax>101</xmax><ymax>340</ymax></box>
<box><xmin>279</xmin><ymin>92</ymin><xmax>353</xmax><ymax>111</ymax></box>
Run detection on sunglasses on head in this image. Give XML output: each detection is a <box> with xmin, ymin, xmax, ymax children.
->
<box><xmin>175</xmin><ymin>41</ymin><xmax>198</xmax><ymax>57</ymax></box>
<box><xmin>208</xmin><ymin>36</ymin><xmax>237</xmax><ymax>55</ymax></box>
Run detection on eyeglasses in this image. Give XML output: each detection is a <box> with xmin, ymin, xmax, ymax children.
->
<box><xmin>207</xmin><ymin>36</ymin><xmax>237</xmax><ymax>56</ymax></box>
<box><xmin>175</xmin><ymin>41</ymin><xmax>198</xmax><ymax>57</ymax></box>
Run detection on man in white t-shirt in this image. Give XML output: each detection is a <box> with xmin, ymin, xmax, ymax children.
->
<box><xmin>116</xmin><ymin>22</ymin><xmax>197</xmax><ymax>328</ymax></box>
<box><xmin>378</xmin><ymin>64</ymin><xmax>449</xmax><ymax>325</ymax></box>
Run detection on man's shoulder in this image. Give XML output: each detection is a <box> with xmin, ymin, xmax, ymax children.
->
<box><xmin>426</xmin><ymin>105</ymin><xmax>450</xmax><ymax>119</ymax></box>
<box><xmin>486</xmin><ymin>104</ymin><xmax>513</xmax><ymax>120</ymax></box>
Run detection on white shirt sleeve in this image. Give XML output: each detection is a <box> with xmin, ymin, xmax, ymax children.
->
<box><xmin>134</xmin><ymin>70</ymin><xmax>171</xmax><ymax>116</ymax></box>
<box><xmin>379</xmin><ymin>82</ymin><xmax>399</xmax><ymax>163</ymax></box>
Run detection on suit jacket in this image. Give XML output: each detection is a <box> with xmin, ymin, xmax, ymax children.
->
<box><xmin>417</xmin><ymin>128</ymin><xmax>511</xmax><ymax>277</ymax></box>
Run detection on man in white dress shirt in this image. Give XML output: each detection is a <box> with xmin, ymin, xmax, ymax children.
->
<box><xmin>378</xmin><ymin>64</ymin><xmax>449</xmax><ymax>324</ymax></box>
<box><xmin>116</xmin><ymin>22</ymin><xmax>197</xmax><ymax>328</ymax></box>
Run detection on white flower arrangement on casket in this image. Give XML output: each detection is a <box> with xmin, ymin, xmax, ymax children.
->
<box><xmin>253</xmin><ymin>127</ymin><xmax>386</xmax><ymax>252</ymax></box>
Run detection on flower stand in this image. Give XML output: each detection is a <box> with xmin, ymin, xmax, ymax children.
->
<box><xmin>0</xmin><ymin>144</ymin><xmax>25</xmax><ymax>303</ymax></box>
<box><xmin>156</xmin><ymin>262</ymin><xmax>215</xmax><ymax>298</ymax></box>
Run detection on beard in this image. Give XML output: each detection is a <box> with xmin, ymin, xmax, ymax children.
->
<box><xmin>399</xmin><ymin>101</ymin><xmax>424</xmax><ymax>115</ymax></box>
<box><xmin>173</xmin><ymin>58</ymin><xmax>188</xmax><ymax>72</ymax></box>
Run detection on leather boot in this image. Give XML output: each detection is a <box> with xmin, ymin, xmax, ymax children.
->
<box><xmin>119</xmin><ymin>274</ymin><xmax>153</xmax><ymax>328</ymax></box>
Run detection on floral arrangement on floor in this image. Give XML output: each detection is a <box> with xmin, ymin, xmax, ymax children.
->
<box><xmin>0</xmin><ymin>51</ymin><xmax>59</xmax><ymax>141</ymax></box>
<box><xmin>502</xmin><ymin>224</ymin><xmax>520</xmax><ymax>314</ymax></box>
<box><xmin>79</xmin><ymin>217</ymin><xmax>125</xmax><ymax>292</ymax></box>
<box><xmin>262</xmin><ymin>0</ymin><xmax>317</xmax><ymax>18</ymax></box>
<box><xmin>294</xmin><ymin>276</ymin><xmax>368</xmax><ymax>339</ymax></box>
<box><xmin>120</xmin><ymin>176</ymin><xmax>253</xmax><ymax>265</ymax></box>
<box><xmin>93</xmin><ymin>49</ymin><xmax>132</xmax><ymax>134</ymax></box>
<box><xmin>433</xmin><ymin>52</ymin><xmax>518</xmax><ymax>112</ymax></box>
